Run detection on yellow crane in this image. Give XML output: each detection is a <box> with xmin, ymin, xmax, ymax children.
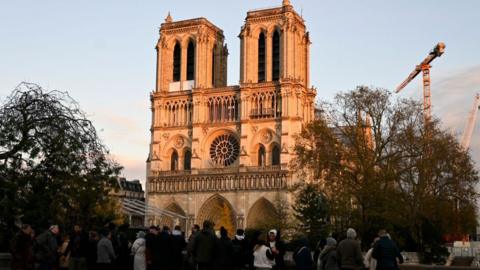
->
<box><xmin>396</xmin><ymin>42</ymin><xmax>446</xmax><ymax>122</ymax></box>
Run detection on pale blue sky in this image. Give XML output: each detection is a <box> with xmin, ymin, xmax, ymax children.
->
<box><xmin>1</xmin><ymin>0</ymin><xmax>479</xmax><ymax>183</ymax></box>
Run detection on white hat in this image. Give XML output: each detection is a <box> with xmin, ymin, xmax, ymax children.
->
<box><xmin>269</xmin><ymin>229</ymin><xmax>277</xmax><ymax>237</ymax></box>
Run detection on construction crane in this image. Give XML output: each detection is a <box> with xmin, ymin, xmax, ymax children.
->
<box><xmin>396</xmin><ymin>42</ymin><xmax>446</xmax><ymax>122</ymax></box>
<box><xmin>460</xmin><ymin>93</ymin><xmax>480</xmax><ymax>150</ymax></box>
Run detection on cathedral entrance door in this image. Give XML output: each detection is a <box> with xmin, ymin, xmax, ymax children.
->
<box><xmin>197</xmin><ymin>194</ymin><xmax>236</xmax><ymax>236</ymax></box>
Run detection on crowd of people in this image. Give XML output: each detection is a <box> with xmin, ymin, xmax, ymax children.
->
<box><xmin>9</xmin><ymin>221</ymin><xmax>403</xmax><ymax>270</ymax></box>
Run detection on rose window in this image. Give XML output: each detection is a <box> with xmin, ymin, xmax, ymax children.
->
<box><xmin>209</xmin><ymin>134</ymin><xmax>240</xmax><ymax>166</ymax></box>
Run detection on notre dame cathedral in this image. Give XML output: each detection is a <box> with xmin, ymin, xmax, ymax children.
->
<box><xmin>146</xmin><ymin>0</ymin><xmax>316</xmax><ymax>234</ymax></box>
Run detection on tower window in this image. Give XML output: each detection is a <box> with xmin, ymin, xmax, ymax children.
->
<box><xmin>173</xmin><ymin>42</ymin><xmax>181</xmax><ymax>82</ymax></box>
<box><xmin>272</xmin><ymin>31</ymin><xmax>280</xmax><ymax>81</ymax></box>
<box><xmin>184</xmin><ymin>150</ymin><xmax>192</xmax><ymax>170</ymax></box>
<box><xmin>171</xmin><ymin>150</ymin><xmax>179</xmax><ymax>171</ymax></box>
<box><xmin>187</xmin><ymin>41</ymin><xmax>195</xmax><ymax>80</ymax></box>
<box><xmin>272</xmin><ymin>144</ymin><xmax>280</xmax><ymax>165</ymax></box>
<box><xmin>258</xmin><ymin>33</ymin><xmax>266</xmax><ymax>82</ymax></box>
<box><xmin>258</xmin><ymin>144</ymin><xmax>266</xmax><ymax>166</ymax></box>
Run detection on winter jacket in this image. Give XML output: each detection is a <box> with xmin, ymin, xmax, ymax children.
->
<box><xmin>65</xmin><ymin>231</ymin><xmax>89</xmax><ymax>258</ymax></box>
<box><xmin>214</xmin><ymin>236</ymin><xmax>234</xmax><ymax>270</ymax></box>
<box><xmin>268</xmin><ymin>240</ymin><xmax>286</xmax><ymax>269</ymax></box>
<box><xmin>232</xmin><ymin>236</ymin><xmax>248</xmax><ymax>268</ymax></box>
<box><xmin>193</xmin><ymin>228</ymin><xmax>217</xmax><ymax>264</ymax></box>
<box><xmin>372</xmin><ymin>236</ymin><xmax>403</xmax><ymax>270</ymax></box>
<box><xmin>319</xmin><ymin>247</ymin><xmax>340</xmax><ymax>270</ymax></box>
<box><xmin>35</xmin><ymin>230</ymin><xmax>58</xmax><ymax>264</ymax></box>
<box><xmin>253</xmin><ymin>245</ymin><xmax>275</xmax><ymax>269</ymax></box>
<box><xmin>293</xmin><ymin>245</ymin><xmax>314</xmax><ymax>270</ymax></box>
<box><xmin>172</xmin><ymin>232</ymin><xmax>187</xmax><ymax>270</ymax></box>
<box><xmin>151</xmin><ymin>230</ymin><xmax>174</xmax><ymax>269</ymax></box>
<box><xmin>131</xmin><ymin>238</ymin><xmax>146</xmax><ymax>270</ymax></box>
<box><xmin>337</xmin><ymin>239</ymin><xmax>363</xmax><ymax>270</ymax></box>
<box><xmin>97</xmin><ymin>237</ymin><xmax>116</xmax><ymax>263</ymax></box>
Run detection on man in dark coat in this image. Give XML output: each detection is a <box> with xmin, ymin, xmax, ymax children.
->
<box><xmin>35</xmin><ymin>225</ymin><xmax>60</xmax><ymax>270</ymax></box>
<box><xmin>319</xmin><ymin>237</ymin><xmax>340</xmax><ymax>270</ymax></box>
<box><xmin>214</xmin><ymin>227</ymin><xmax>234</xmax><ymax>270</ymax></box>
<box><xmin>186</xmin><ymin>224</ymin><xmax>200</xmax><ymax>270</ymax></box>
<box><xmin>65</xmin><ymin>224</ymin><xmax>89</xmax><ymax>270</ymax></box>
<box><xmin>372</xmin><ymin>230</ymin><xmax>403</xmax><ymax>270</ymax></box>
<box><xmin>151</xmin><ymin>226</ymin><xmax>173</xmax><ymax>270</ymax></box>
<box><xmin>293</xmin><ymin>238</ymin><xmax>314</xmax><ymax>270</ymax></box>
<box><xmin>193</xmin><ymin>220</ymin><xmax>217</xmax><ymax>270</ymax></box>
<box><xmin>232</xmin><ymin>229</ymin><xmax>248</xmax><ymax>270</ymax></box>
<box><xmin>172</xmin><ymin>225</ymin><xmax>187</xmax><ymax>270</ymax></box>
<box><xmin>337</xmin><ymin>228</ymin><xmax>364</xmax><ymax>270</ymax></box>
<box><xmin>268</xmin><ymin>229</ymin><xmax>286</xmax><ymax>270</ymax></box>
<box><xmin>10</xmin><ymin>224</ymin><xmax>35</xmax><ymax>270</ymax></box>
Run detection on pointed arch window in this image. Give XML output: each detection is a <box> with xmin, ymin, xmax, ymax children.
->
<box><xmin>184</xmin><ymin>150</ymin><xmax>192</xmax><ymax>170</ymax></box>
<box><xmin>272</xmin><ymin>144</ymin><xmax>280</xmax><ymax>166</ymax></box>
<box><xmin>170</xmin><ymin>150</ymin><xmax>179</xmax><ymax>171</ymax></box>
<box><xmin>272</xmin><ymin>31</ymin><xmax>280</xmax><ymax>81</ymax></box>
<box><xmin>173</xmin><ymin>42</ymin><xmax>181</xmax><ymax>82</ymax></box>
<box><xmin>258</xmin><ymin>144</ymin><xmax>266</xmax><ymax>167</ymax></box>
<box><xmin>187</xmin><ymin>41</ymin><xmax>195</xmax><ymax>80</ymax></box>
<box><xmin>258</xmin><ymin>32</ymin><xmax>266</xmax><ymax>82</ymax></box>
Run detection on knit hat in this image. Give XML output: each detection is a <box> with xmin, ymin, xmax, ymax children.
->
<box><xmin>346</xmin><ymin>228</ymin><xmax>357</xmax><ymax>239</ymax></box>
<box><xmin>136</xmin><ymin>231</ymin><xmax>146</xmax><ymax>238</ymax></box>
<box><xmin>326</xmin><ymin>237</ymin><xmax>337</xmax><ymax>247</ymax></box>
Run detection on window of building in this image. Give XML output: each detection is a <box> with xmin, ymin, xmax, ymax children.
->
<box><xmin>171</xmin><ymin>150</ymin><xmax>178</xmax><ymax>171</ymax></box>
<box><xmin>187</xmin><ymin>41</ymin><xmax>195</xmax><ymax>80</ymax></box>
<box><xmin>173</xmin><ymin>42</ymin><xmax>181</xmax><ymax>82</ymax></box>
<box><xmin>184</xmin><ymin>150</ymin><xmax>192</xmax><ymax>170</ymax></box>
<box><xmin>258</xmin><ymin>32</ymin><xmax>266</xmax><ymax>82</ymax></box>
<box><xmin>272</xmin><ymin>31</ymin><xmax>280</xmax><ymax>81</ymax></box>
<box><xmin>272</xmin><ymin>144</ymin><xmax>280</xmax><ymax>166</ymax></box>
<box><xmin>258</xmin><ymin>144</ymin><xmax>266</xmax><ymax>167</ymax></box>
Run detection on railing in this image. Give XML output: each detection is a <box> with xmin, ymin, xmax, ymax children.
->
<box><xmin>250</xmin><ymin>108</ymin><xmax>280</xmax><ymax>119</ymax></box>
<box><xmin>148</xmin><ymin>170</ymin><xmax>288</xmax><ymax>193</ymax></box>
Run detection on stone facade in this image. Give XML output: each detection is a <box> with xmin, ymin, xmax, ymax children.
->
<box><xmin>146</xmin><ymin>0</ymin><xmax>316</xmax><ymax>234</ymax></box>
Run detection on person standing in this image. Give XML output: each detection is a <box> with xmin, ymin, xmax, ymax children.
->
<box><xmin>10</xmin><ymin>224</ymin><xmax>35</xmax><ymax>270</ymax></box>
<box><xmin>65</xmin><ymin>225</ymin><xmax>89</xmax><ymax>270</ymax></box>
<box><xmin>232</xmin><ymin>229</ymin><xmax>248</xmax><ymax>270</ymax></box>
<box><xmin>253</xmin><ymin>233</ymin><xmax>275</xmax><ymax>270</ymax></box>
<box><xmin>319</xmin><ymin>237</ymin><xmax>339</xmax><ymax>270</ymax></box>
<box><xmin>35</xmin><ymin>225</ymin><xmax>60</xmax><ymax>270</ymax></box>
<box><xmin>267</xmin><ymin>229</ymin><xmax>286</xmax><ymax>270</ymax></box>
<box><xmin>215</xmin><ymin>227</ymin><xmax>234</xmax><ymax>270</ymax></box>
<box><xmin>186</xmin><ymin>224</ymin><xmax>200</xmax><ymax>270</ymax></box>
<box><xmin>293</xmin><ymin>238</ymin><xmax>313</xmax><ymax>270</ymax></box>
<box><xmin>86</xmin><ymin>231</ymin><xmax>99</xmax><ymax>270</ymax></box>
<box><xmin>172</xmin><ymin>225</ymin><xmax>187</xmax><ymax>270</ymax></box>
<box><xmin>372</xmin><ymin>230</ymin><xmax>403</xmax><ymax>270</ymax></box>
<box><xmin>131</xmin><ymin>231</ymin><xmax>147</xmax><ymax>270</ymax></box>
<box><xmin>337</xmin><ymin>228</ymin><xmax>363</xmax><ymax>270</ymax></box>
<box><xmin>96</xmin><ymin>229</ymin><xmax>116</xmax><ymax>270</ymax></box>
<box><xmin>193</xmin><ymin>220</ymin><xmax>217</xmax><ymax>270</ymax></box>
<box><xmin>145</xmin><ymin>226</ymin><xmax>159</xmax><ymax>270</ymax></box>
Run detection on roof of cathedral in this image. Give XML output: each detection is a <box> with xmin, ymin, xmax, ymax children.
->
<box><xmin>160</xmin><ymin>16</ymin><xmax>224</xmax><ymax>35</ymax></box>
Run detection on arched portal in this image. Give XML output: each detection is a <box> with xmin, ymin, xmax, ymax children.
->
<box><xmin>247</xmin><ymin>197</ymin><xmax>279</xmax><ymax>229</ymax></box>
<box><xmin>158</xmin><ymin>203</ymin><xmax>187</xmax><ymax>232</ymax></box>
<box><xmin>197</xmin><ymin>194</ymin><xmax>236</xmax><ymax>236</ymax></box>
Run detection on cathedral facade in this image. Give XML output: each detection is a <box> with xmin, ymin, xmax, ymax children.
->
<box><xmin>146</xmin><ymin>0</ymin><xmax>316</xmax><ymax>233</ymax></box>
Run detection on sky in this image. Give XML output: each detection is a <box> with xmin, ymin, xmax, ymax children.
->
<box><xmin>1</xmin><ymin>0</ymin><xmax>479</xmax><ymax>185</ymax></box>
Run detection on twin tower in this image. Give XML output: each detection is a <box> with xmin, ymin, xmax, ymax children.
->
<box><xmin>146</xmin><ymin>0</ymin><xmax>316</xmax><ymax>233</ymax></box>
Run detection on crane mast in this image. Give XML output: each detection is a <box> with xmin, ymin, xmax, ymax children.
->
<box><xmin>396</xmin><ymin>42</ymin><xmax>446</xmax><ymax>122</ymax></box>
<box><xmin>460</xmin><ymin>93</ymin><xmax>480</xmax><ymax>150</ymax></box>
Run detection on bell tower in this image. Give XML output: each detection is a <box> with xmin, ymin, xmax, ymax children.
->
<box><xmin>155</xmin><ymin>13</ymin><xmax>228</xmax><ymax>92</ymax></box>
<box><xmin>239</xmin><ymin>0</ymin><xmax>310</xmax><ymax>86</ymax></box>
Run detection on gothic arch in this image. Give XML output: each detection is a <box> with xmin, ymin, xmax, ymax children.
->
<box><xmin>247</xmin><ymin>197</ymin><xmax>278</xmax><ymax>229</ymax></box>
<box><xmin>197</xmin><ymin>194</ymin><xmax>236</xmax><ymax>235</ymax></box>
<box><xmin>249</xmin><ymin>128</ymin><xmax>278</xmax><ymax>153</ymax></box>
<box><xmin>159</xmin><ymin>202</ymin><xmax>187</xmax><ymax>231</ymax></box>
<box><xmin>163</xmin><ymin>135</ymin><xmax>191</xmax><ymax>157</ymax></box>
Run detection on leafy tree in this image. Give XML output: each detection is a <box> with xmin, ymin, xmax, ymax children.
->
<box><xmin>293</xmin><ymin>86</ymin><xmax>479</xmax><ymax>252</ymax></box>
<box><xmin>292</xmin><ymin>183</ymin><xmax>329</xmax><ymax>245</ymax></box>
<box><xmin>0</xmin><ymin>82</ymin><xmax>122</xmax><ymax>249</ymax></box>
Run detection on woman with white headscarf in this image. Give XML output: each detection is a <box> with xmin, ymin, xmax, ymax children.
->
<box><xmin>131</xmin><ymin>230</ymin><xmax>147</xmax><ymax>270</ymax></box>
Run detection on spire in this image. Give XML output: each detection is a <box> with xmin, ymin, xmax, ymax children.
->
<box><xmin>282</xmin><ymin>0</ymin><xmax>291</xmax><ymax>6</ymax></box>
<box><xmin>165</xmin><ymin>12</ymin><xmax>173</xmax><ymax>23</ymax></box>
